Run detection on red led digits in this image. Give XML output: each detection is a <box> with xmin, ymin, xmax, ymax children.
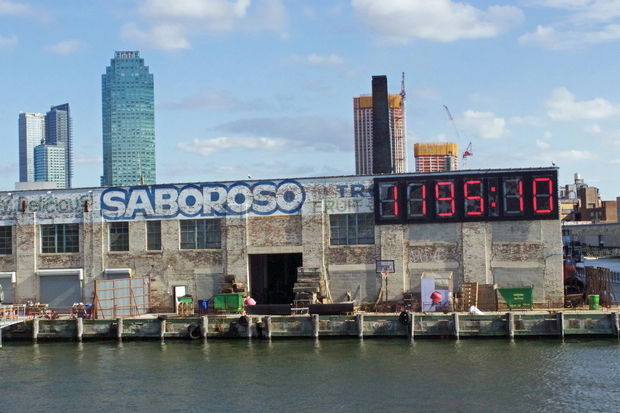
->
<box><xmin>533</xmin><ymin>177</ymin><xmax>553</xmax><ymax>214</ymax></box>
<box><xmin>394</xmin><ymin>185</ymin><xmax>398</xmax><ymax>216</ymax></box>
<box><xmin>435</xmin><ymin>181</ymin><xmax>455</xmax><ymax>217</ymax></box>
<box><xmin>464</xmin><ymin>180</ymin><xmax>484</xmax><ymax>216</ymax></box>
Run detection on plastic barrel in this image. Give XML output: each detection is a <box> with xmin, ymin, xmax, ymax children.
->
<box><xmin>588</xmin><ymin>295</ymin><xmax>599</xmax><ymax>310</ymax></box>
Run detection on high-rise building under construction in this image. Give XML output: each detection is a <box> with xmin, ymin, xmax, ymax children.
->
<box><xmin>353</xmin><ymin>75</ymin><xmax>407</xmax><ymax>175</ymax></box>
<box><xmin>414</xmin><ymin>142</ymin><xmax>458</xmax><ymax>172</ymax></box>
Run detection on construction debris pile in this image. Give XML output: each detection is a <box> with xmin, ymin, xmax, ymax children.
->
<box><xmin>586</xmin><ymin>267</ymin><xmax>617</xmax><ymax>307</ymax></box>
<box><xmin>219</xmin><ymin>275</ymin><xmax>246</xmax><ymax>295</ymax></box>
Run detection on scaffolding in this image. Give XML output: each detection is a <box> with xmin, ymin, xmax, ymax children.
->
<box><xmin>93</xmin><ymin>277</ymin><xmax>150</xmax><ymax>319</ymax></box>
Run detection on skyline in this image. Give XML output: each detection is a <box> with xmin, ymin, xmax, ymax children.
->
<box><xmin>1</xmin><ymin>1</ymin><xmax>620</xmax><ymax>199</ymax></box>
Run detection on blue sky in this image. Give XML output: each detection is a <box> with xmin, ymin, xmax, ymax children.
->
<box><xmin>1</xmin><ymin>0</ymin><xmax>620</xmax><ymax>199</ymax></box>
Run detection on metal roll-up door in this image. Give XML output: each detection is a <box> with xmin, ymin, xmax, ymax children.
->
<box><xmin>0</xmin><ymin>277</ymin><xmax>13</xmax><ymax>303</ymax></box>
<box><xmin>40</xmin><ymin>275</ymin><xmax>81</xmax><ymax>308</ymax></box>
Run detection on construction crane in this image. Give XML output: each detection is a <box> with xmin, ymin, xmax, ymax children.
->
<box><xmin>443</xmin><ymin>105</ymin><xmax>473</xmax><ymax>169</ymax></box>
<box><xmin>462</xmin><ymin>142</ymin><xmax>473</xmax><ymax>169</ymax></box>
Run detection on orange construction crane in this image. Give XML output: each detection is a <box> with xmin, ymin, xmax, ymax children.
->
<box><xmin>443</xmin><ymin>105</ymin><xmax>473</xmax><ymax>169</ymax></box>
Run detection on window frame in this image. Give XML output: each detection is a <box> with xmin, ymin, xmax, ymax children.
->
<box><xmin>0</xmin><ymin>226</ymin><xmax>12</xmax><ymax>255</ymax></box>
<box><xmin>40</xmin><ymin>223</ymin><xmax>79</xmax><ymax>253</ymax></box>
<box><xmin>179</xmin><ymin>219</ymin><xmax>221</xmax><ymax>250</ymax></box>
<box><xmin>146</xmin><ymin>220</ymin><xmax>161</xmax><ymax>251</ymax></box>
<box><xmin>109</xmin><ymin>221</ymin><xmax>129</xmax><ymax>252</ymax></box>
<box><xmin>330</xmin><ymin>213</ymin><xmax>375</xmax><ymax>246</ymax></box>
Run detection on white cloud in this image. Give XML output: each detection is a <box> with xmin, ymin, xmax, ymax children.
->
<box><xmin>177</xmin><ymin>136</ymin><xmax>288</xmax><ymax>156</ymax></box>
<box><xmin>283</xmin><ymin>53</ymin><xmax>344</xmax><ymax>66</ymax></box>
<box><xmin>533</xmin><ymin>0</ymin><xmax>620</xmax><ymax>23</ymax></box>
<box><xmin>556</xmin><ymin>150</ymin><xmax>594</xmax><ymax>160</ymax></box>
<box><xmin>125</xmin><ymin>0</ymin><xmax>287</xmax><ymax>50</ymax></box>
<box><xmin>536</xmin><ymin>139</ymin><xmax>550</xmax><ymax>149</ymax></box>
<box><xmin>462</xmin><ymin>110</ymin><xmax>508</xmax><ymax>139</ymax></box>
<box><xmin>546</xmin><ymin>87</ymin><xmax>620</xmax><ymax>121</ymax></box>
<box><xmin>161</xmin><ymin>88</ymin><xmax>267</xmax><ymax>111</ymax></box>
<box><xmin>45</xmin><ymin>40</ymin><xmax>83</xmax><ymax>55</ymax></box>
<box><xmin>351</xmin><ymin>0</ymin><xmax>523</xmax><ymax>42</ymax></box>
<box><xmin>543</xmin><ymin>131</ymin><xmax>553</xmax><ymax>139</ymax></box>
<box><xmin>0</xmin><ymin>34</ymin><xmax>17</xmax><ymax>48</ymax></box>
<box><xmin>121</xmin><ymin>23</ymin><xmax>190</xmax><ymax>50</ymax></box>
<box><xmin>0</xmin><ymin>0</ymin><xmax>31</xmax><ymax>16</ymax></box>
<box><xmin>509</xmin><ymin>115</ymin><xmax>544</xmax><ymax>127</ymax></box>
<box><xmin>519</xmin><ymin>24</ymin><xmax>620</xmax><ymax>50</ymax></box>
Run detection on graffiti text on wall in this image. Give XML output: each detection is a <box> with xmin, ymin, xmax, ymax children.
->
<box><xmin>0</xmin><ymin>194</ymin><xmax>92</xmax><ymax>214</ymax></box>
<box><xmin>101</xmin><ymin>180</ymin><xmax>306</xmax><ymax>220</ymax></box>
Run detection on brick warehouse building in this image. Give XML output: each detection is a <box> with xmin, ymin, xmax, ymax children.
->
<box><xmin>0</xmin><ymin>167</ymin><xmax>563</xmax><ymax>310</ymax></box>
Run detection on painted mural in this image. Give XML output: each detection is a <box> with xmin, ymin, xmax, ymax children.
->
<box><xmin>0</xmin><ymin>177</ymin><xmax>375</xmax><ymax>223</ymax></box>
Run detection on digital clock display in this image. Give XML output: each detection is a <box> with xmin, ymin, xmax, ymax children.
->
<box><xmin>374</xmin><ymin>168</ymin><xmax>558</xmax><ymax>224</ymax></box>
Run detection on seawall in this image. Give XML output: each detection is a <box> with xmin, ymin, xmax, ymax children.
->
<box><xmin>1</xmin><ymin>311</ymin><xmax>619</xmax><ymax>344</ymax></box>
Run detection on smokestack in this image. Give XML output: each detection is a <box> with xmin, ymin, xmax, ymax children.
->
<box><xmin>372</xmin><ymin>75</ymin><xmax>392</xmax><ymax>174</ymax></box>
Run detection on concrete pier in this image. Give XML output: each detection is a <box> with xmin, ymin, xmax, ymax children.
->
<box><xmin>0</xmin><ymin>311</ymin><xmax>619</xmax><ymax>343</ymax></box>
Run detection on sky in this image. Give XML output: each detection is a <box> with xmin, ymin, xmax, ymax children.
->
<box><xmin>1</xmin><ymin>0</ymin><xmax>620</xmax><ymax>199</ymax></box>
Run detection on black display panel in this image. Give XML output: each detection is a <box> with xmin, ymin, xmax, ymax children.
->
<box><xmin>374</xmin><ymin>168</ymin><xmax>559</xmax><ymax>224</ymax></box>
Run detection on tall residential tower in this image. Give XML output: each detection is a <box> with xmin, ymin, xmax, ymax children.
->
<box><xmin>45</xmin><ymin>103</ymin><xmax>72</xmax><ymax>188</ymax></box>
<box><xmin>18</xmin><ymin>113</ymin><xmax>45</xmax><ymax>183</ymax></box>
<box><xmin>101</xmin><ymin>51</ymin><xmax>155</xmax><ymax>186</ymax></box>
<box><xmin>353</xmin><ymin>74</ymin><xmax>407</xmax><ymax>175</ymax></box>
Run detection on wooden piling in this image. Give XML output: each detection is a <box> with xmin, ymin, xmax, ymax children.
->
<box><xmin>200</xmin><ymin>316</ymin><xmax>208</xmax><ymax>340</ymax></box>
<box><xmin>312</xmin><ymin>314</ymin><xmax>319</xmax><ymax>338</ymax></box>
<box><xmin>116</xmin><ymin>318</ymin><xmax>123</xmax><ymax>341</ymax></box>
<box><xmin>76</xmin><ymin>317</ymin><xmax>83</xmax><ymax>342</ymax></box>
<box><xmin>408</xmin><ymin>311</ymin><xmax>414</xmax><ymax>340</ymax></box>
<box><xmin>612</xmin><ymin>312</ymin><xmax>619</xmax><ymax>339</ymax></box>
<box><xmin>159</xmin><ymin>319</ymin><xmax>166</xmax><ymax>341</ymax></box>
<box><xmin>557</xmin><ymin>312</ymin><xmax>565</xmax><ymax>339</ymax></box>
<box><xmin>453</xmin><ymin>313</ymin><xmax>460</xmax><ymax>340</ymax></box>
<box><xmin>33</xmin><ymin>317</ymin><xmax>39</xmax><ymax>343</ymax></box>
<box><xmin>507</xmin><ymin>312</ymin><xmax>515</xmax><ymax>338</ymax></box>
<box><xmin>356</xmin><ymin>313</ymin><xmax>363</xmax><ymax>338</ymax></box>
<box><xmin>264</xmin><ymin>316</ymin><xmax>272</xmax><ymax>339</ymax></box>
<box><xmin>246</xmin><ymin>316</ymin><xmax>252</xmax><ymax>339</ymax></box>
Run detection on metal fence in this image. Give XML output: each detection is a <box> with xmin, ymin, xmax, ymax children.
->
<box><xmin>93</xmin><ymin>277</ymin><xmax>150</xmax><ymax>319</ymax></box>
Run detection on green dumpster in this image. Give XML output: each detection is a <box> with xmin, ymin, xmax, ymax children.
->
<box><xmin>212</xmin><ymin>293</ymin><xmax>243</xmax><ymax>313</ymax></box>
<box><xmin>498</xmin><ymin>286</ymin><xmax>534</xmax><ymax>309</ymax></box>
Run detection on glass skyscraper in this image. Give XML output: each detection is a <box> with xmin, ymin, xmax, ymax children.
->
<box><xmin>18</xmin><ymin>113</ymin><xmax>45</xmax><ymax>183</ymax></box>
<box><xmin>45</xmin><ymin>103</ymin><xmax>72</xmax><ymax>188</ymax></box>
<box><xmin>101</xmin><ymin>51</ymin><xmax>155</xmax><ymax>186</ymax></box>
<box><xmin>34</xmin><ymin>143</ymin><xmax>66</xmax><ymax>189</ymax></box>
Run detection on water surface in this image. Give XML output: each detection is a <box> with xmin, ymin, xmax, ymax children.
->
<box><xmin>0</xmin><ymin>339</ymin><xmax>618</xmax><ymax>412</ymax></box>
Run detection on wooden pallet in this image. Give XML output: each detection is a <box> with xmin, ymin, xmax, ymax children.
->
<box><xmin>459</xmin><ymin>282</ymin><xmax>478</xmax><ymax>311</ymax></box>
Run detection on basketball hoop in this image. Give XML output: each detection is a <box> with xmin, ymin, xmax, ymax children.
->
<box><xmin>381</xmin><ymin>269</ymin><xmax>388</xmax><ymax>277</ymax></box>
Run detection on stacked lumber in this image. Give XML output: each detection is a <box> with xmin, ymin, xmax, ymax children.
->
<box><xmin>456</xmin><ymin>282</ymin><xmax>478</xmax><ymax>311</ymax></box>
<box><xmin>477</xmin><ymin>284</ymin><xmax>498</xmax><ymax>311</ymax></box>
<box><xmin>219</xmin><ymin>275</ymin><xmax>246</xmax><ymax>294</ymax></box>
<box><xmin>292</xmin><ymin>267</ymin><xmax>326</xmax><ymax>309</ymax></box>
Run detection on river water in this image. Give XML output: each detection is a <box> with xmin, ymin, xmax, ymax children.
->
<box><xmin>0</xmin><ymin>339</ymin><xmax>618</xmax><ymax>412</ymax></box>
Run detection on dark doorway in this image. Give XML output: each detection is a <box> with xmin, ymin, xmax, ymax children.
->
<box><xmin>249</xmin><ymin>253</ymin><xmax>302</xmax><ymax>304</ymax></box>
